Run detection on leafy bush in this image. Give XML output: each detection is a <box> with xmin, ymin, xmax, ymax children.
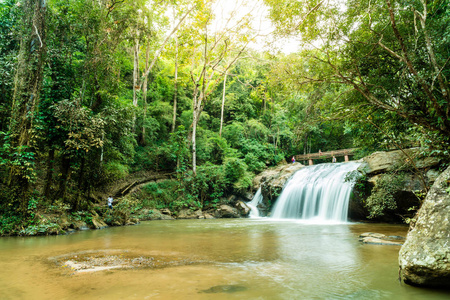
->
<box><xmin>104</xmin><ymin>197</ymin><xmax>142</xmax><ymax>225</ymax></box>
<box><xmin>224</xmin><ymin>157</ymin><xmax>247</xmax><ymax>184</ymax></box>
<box><xmin>0</xmin><ymin>214</ymin><xmax>22</xmax><ymax>236</ymax></box>
<box><xmin>345</xmin><ymin>170</ymin><xmax>369</xmax><ymax>199</ymax></box>
<box><xmin>244</xmin><ymin>152</ymin><xmax>266</xmax><ymax>173</ymax></box>
<box><xmin>141</xmin><ymin>180</ymin><xmax>179</xmax><ymax>209</ymax></box>
<box><xmin>18</xmin><ymin>222</ymin><xmax>61</xmax><ymax>236</ymax></box>
<box><xmin>103</xmin><ymin>161</ymin><xmax>129</xmax><ymax>181</ymax></box>
<box><xmin>46</xmin><ymin>200</ymin><xmax>71</xmax><ymax>214</ymax></box>
<box><xmin>182</xmin><ymin>164</ymin><xmax>227</xmax><ymax>209</ymax></box>
<box><xmin>233</xmin><ymin>170</ymin><xmax>253</xmax><ymax>192</ymax></box>
<box><xmin>133</xmin><ymin>144</ymin><xmax>176</xmax><ymax>172</ymax></box>
<box><xmin>71</xmin><ymin>211</ymin><xmax>94</xmax><ymax>225</ymax></box>
<box><xmin>365</xmin><ymin>173</ymin><xmax>406</xmax><ymax>218</ymax></box>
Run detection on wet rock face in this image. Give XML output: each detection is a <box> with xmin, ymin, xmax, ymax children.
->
<box><xmin>252</xmin><ymin>163</ymin><xmax>304</xmax><ymax>215</ymax></box>
<box><xmin>399</xmin><ymin>165</ymin><xmax>450</xmax><ymax>288</ymax></box>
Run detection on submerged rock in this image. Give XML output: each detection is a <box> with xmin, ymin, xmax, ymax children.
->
<box><xmin>360</xmin><ymin>232</ymin><xmax>388</xmax><ymax>239</ymax></box>
<box><xmin>50</xmin><ymin>250</ymin><xmax>205</xmax><ymax>274</ymax></box>
<box><xmin>359</xmin><ymin>233</ymin><xmax>404</xmax><ymax>246</ymax></box>
<box><xmin>200</xmin><ymin>285</ymin><xmax>248</xmax><ymax>294</ymax></box>
<box><xmin>399</xmin><ymin>165</ymin><xmax>450</xmax><ymax>288</ymax></box>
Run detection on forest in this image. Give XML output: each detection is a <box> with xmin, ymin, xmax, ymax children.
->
<box><xmin>0</xmin><ymin>0</ymin><xmax>449</xmax><ymax>235</ymax></box>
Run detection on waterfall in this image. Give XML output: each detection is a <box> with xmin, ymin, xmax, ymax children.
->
<box><xmin>247</xmin><ymin>187</ymin><xmax>263</xmax><ymax>218</ymax></box>
<box><xmin>271</xmin><ymin>162</ymin><xmax>360</xmax><ymax>223</ymax></box>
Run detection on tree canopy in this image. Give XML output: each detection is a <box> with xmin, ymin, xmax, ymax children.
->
<box><xmin>0</xmin><ymin>0</ymin><xmax>448</xmax><ymax>233</ymax></box>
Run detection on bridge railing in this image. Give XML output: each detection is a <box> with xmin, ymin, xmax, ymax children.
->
<box><xmin>294</xmin><ymin>148</ymin><xmax>358</xmax><ymax>161</ymax></box>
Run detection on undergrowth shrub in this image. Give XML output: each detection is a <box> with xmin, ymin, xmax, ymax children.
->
<box><xmin>104</xmin><ymin>197</ymin><xmax>142</xmax><ymax>225</ymax></box>
<box><xmin>140</xmin><ymin>180</ymin><xmax>179</xmax><ymax>209</ymax></box>
<box><xmin>103</xmin><ymin>161</ymin><xmax>129</xmax><ymax>182</ymax></box>
<box><xmin>182</xmin><ymin>164</ymin><xmax>227</xmax><ymax>209</ymax></box>
<box><xmin>365</xmin><ymin>173</ymin><xmax>406</xmax><ymax>218</ymax></box>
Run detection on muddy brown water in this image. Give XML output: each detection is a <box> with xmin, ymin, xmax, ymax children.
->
<box><xmin>0</xmin><ymin>219</ymin><xmax>449</xmax><ymax>299</ymax></box>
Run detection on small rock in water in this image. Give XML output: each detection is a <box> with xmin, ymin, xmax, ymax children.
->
<box><xmin>359</xmin><ymin>232</ymin><xmax>386</xmax><ymax>239</ymax></box>
<box><xmin>200</xmin><ymin>285</ymin><xmax>247</xmax><ymax>294</ymax></box>
<box><xmin>359</xmin><ymin>232</ymin><xmax>405</xmax><ymax>245</ymax></box>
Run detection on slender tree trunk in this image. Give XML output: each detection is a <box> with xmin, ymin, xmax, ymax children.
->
<box><xmin>219</xmin><ymin>73</ymin><xmax>227</xmax><ymax>137</ymax></box>
<box><xmin>100</xmin><ymin>132</ymin><xmax>104</xmax><ymax>165</ymax></box>
<box><xmin>263</xmin><ymin>92</ymin><xmax>266</xmax><ymax>112</ymax></box>
<box><xmin>75</xmin><ymin>156</ymin><xmax>86</xmax><ymax>210</ymax></box>
<box><xmin>192</xmin><ymin>92</ymin><xmax>199</xmax><ymax>175</ymax></box>
<box><xmin>132</xmin><ymin>28</ymin><xmax>140</xmax><ymax>132</ymax></box>
<box><xmin>44</xmin><ymin>148</ymin><xmax>55</xmax><ymax>199</ymax></box>
<box><xmin>58</xmin><ymin>156</ymin><xmax>71</xmax><ymax>201</ymax></box>
<box><xmin>139</xmin><ymin>6</ymin><xmax>195</xmax><ymax>86</ymax></box>
<box><xmin>415</xmin><ymin>1</ymin><xmax>450</xmax><ymax>104</ymax></box>
<box><xmin>141</xmin><ymin>43</ymin><xmax>150</xmax><ymax>145</ymax></box>
<box><xmin>172</xmin><ymin>36</ymin><xmax>179</xmax><ymax>133</ymax></box>
<box><xmin>384</xmin><ymin>0</ymin><xmax>449</xmax><ymax>131</ymax></box>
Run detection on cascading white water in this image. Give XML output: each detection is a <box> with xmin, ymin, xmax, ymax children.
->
<box><xmin>247</xmin><ymin>187</ymin><xmax>263</xmax><ymax>218</ymax></box>
<box><xmin>271</xmin><ymin>162</ymin><xmax>360</xmax><ymax>222</ymax></box>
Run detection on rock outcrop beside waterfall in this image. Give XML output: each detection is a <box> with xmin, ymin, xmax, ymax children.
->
<box><xmin>360</xmin><ymin>148</ymin><xmax>441</xmax><ymax>176</ymax></box>
<box><xmin>360</xmin><ymin>148</ymin><xmax>441</xmax><ymax>198</ymax></box>
<box><xmin>354</xmin><ymin>149</ymin><xmax>442</xmax><ymax>222</ymax></box>
<box><xmin>398</xmin><ymin>165</ymin><xmax>450</xmax><ymax>288</ymax></box>
<box><xmin>251</xmin><ymin>162</ymin><xmax>304</xmax><ymax>216</ymax></box>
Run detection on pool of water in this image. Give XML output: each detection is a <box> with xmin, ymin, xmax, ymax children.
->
<box><xmin>0</xmin><ymin>219</ymin><xmax>448</xmax><ymax>299</ymax></box>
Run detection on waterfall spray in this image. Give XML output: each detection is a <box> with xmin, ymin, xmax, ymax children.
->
<box><xmin>247</xmin><ymin>187</ymin><xmax>263</xmax><ymax>218</ymax></box>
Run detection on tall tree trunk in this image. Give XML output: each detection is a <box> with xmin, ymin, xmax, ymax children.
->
<box><xmin>219</xmin><ymin>73</ymin><xmax>227</xmax><ymax>137</ymax></box>
<box><xmin>8</xmin><ymin>0</ymin><xmax>47</xmax><ymax>213</ymax></box>
<box><xmin>172</xmin><ymin>36</ymin><xmax>179</xmax><ymax>133</ymax></box>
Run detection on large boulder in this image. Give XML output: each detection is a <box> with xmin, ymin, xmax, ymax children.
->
<box><xmin>214</xmin><ymin>205</ymin><xmax>240</xmax><ymax>218</ymax></box>
<box><xmin>235</xmin><ymin>201</ymin><xmax>250</xmax><ymax>217</ymax></box>
<box><xmin>91</xmin><ymin>216</ymin><xmax>108</xmax><ymax>229</ymax></box>
<box><xmin>252</xmin><ymin>163</ymin><xmax>304</xmax><ymax>215</ymax></box>
<box><xmin>360</xmin><ymin>148</ymin><xmax>440</xmax><ymax>176</ymax></box>
<box><xmin>177</xmin><ymin>209</ymin><xmax>203</xmax><ymax>219</ymax></box>
<box><xmin>398</xmin><ymin>165</ymin><xmax>450</xmax><ymax>288</ymax></box>
<box><xmin>252</xmin><ymin>162</ymin><xmax>304</xmax><ymax>189</ymax></box>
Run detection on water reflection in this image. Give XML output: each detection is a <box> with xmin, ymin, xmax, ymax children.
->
<box><xmin>0</xmin><ymin>219</ymin><xmax>449</xmax><ymax>300</ymax></box>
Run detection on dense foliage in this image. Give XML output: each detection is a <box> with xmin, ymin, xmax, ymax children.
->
<box><xmin>0</xmin><ymin>0</ymin><xmax>448</xmax><ymax>234</ymax></box>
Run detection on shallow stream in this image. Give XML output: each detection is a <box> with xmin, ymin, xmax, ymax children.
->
<box><xmin>1</xmin><ymin>219</ymin><xmax>449</xmax><ymax>299</ymax></box>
